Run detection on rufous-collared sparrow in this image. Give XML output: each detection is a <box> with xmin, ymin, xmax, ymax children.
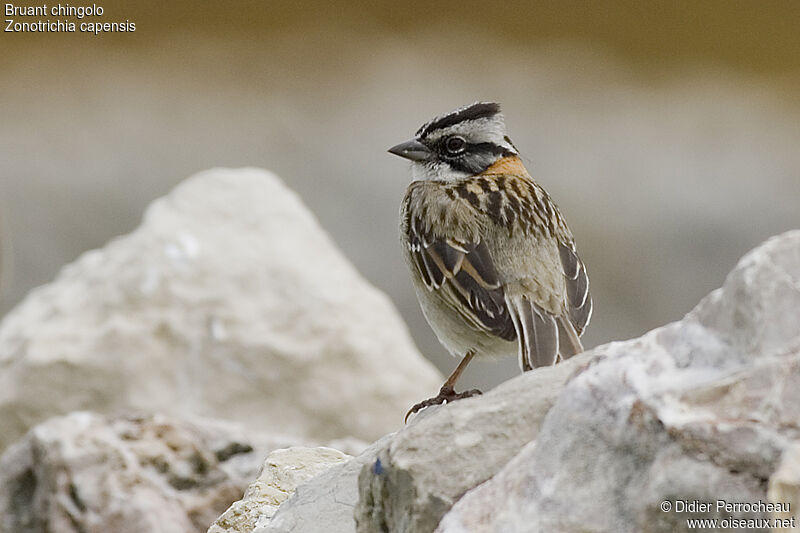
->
<box><xmin>389</xmin><ymin>102</ymin><xmax>592</xmax><ymax>420</ymax></box>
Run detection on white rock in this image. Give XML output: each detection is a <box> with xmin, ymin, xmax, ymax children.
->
<box><xmin>0</xmin><ymin>168</ymin><xmax>442</xmax><ymax>451</ymax></box>
<box><xmin>0</xmin><ymin>412</ymin><xmax>315</xmax><ymax>533</ymax></box>
<box><xmin>208</xmin><ymin>447</ymin><xmax>351</xmax><ymax>533</ymax></box>
<box><xmin>437</xmin><ymin>230</ymin><xmax>800</xmax><ymax>533</ymax></box>
<box><xmin>257</xmin><ymin>435</ymin><xmax>394</xmax><ymax>533</ymax></box>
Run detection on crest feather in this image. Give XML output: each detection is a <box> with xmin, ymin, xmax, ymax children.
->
<box><xmin>417</xmin><ymin>102</ymin><xmax>502</xmax><ymax>139</ymax></box>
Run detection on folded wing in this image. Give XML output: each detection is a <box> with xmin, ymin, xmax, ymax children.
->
<box><xmin>410</xmin><ymin>230</ymin><xmax>516</xmax><ymax>341</ymax></box>
<box><xmin>407</xmin><ymin>216</ymin><xmax>591</xmax><ymax>369</ymax></box>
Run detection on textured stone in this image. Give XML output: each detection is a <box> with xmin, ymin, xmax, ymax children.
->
<box><xmin>0</xmin><ymin>412</ymin><xmax>315</xmax><ymax>533</ymax></box>
<box><xmin>0</xmin><ymin>168</ymin><xmax>442</xmax><ymax>451</ymax></box>
<box><xmin>437</xmin><ymin>230</ymin><xmax>800</xmax><ymax>533</ymax></box>
<box><xmin>256</xmin><ymin>435</ymin><xmax>393</xmax><ymax>533</ymax></box>
<box><xmin>208</xmin><ymin>447</ymin><xmax>351</xmax><ymax>533</ymax></box>
<box><xmin>768</xmin><ymin>444</ymin><xmax>800</xmax><ymax>533</ymax></box>
<box><xmin>354</xmin><ymin>352</ymin><xmax>591</xmax><ymax>533</ymax></box>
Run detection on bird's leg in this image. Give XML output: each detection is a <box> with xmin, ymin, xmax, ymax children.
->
<box><xmin>405</xmin><ymin>351</ymin><xmax>482</xmax><ymax>422</ymax></box>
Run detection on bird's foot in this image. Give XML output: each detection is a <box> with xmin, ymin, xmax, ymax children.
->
<box><xmin>404</xmin><ymin>385</ymin><xmax>482</xmax><ymax>423</ymax></box>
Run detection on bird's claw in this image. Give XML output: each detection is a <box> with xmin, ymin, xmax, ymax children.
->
<box><xmin>404</xmin><ymin>385</ymin><xmax>483</xmax><ymax>423</ymax></box>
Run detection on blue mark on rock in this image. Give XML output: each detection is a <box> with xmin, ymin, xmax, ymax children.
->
<box><xmin>372</xmin><ymin>457</ymin><xmax>383</xmax><ymax>475</ymax></box>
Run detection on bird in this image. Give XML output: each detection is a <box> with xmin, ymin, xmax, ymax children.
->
<box><xmin>388</xmin><ymin>102</ymin><xmax>592</xmax><ymax>421</ymax></box>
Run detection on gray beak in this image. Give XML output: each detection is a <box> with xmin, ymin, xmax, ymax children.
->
<box><xmin>388</xmin><ymin>139</ymin><xmax>432</xmax><ymax>162</ymax></box>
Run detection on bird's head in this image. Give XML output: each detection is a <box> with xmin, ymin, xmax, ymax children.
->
<box><xmin>388</xmin><ymin>102</ymin><xmax>518</xmax><ymax>182</ymax></box>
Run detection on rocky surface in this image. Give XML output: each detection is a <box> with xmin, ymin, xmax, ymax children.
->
<box><xmin>0</xmin><ymin>168</ymin><xmax>442</xmax><ymax>452</ymax></box>
<box><xmin>208</xmin><ymin>447</ymin><xmax>351</xmax><ymax>533</ymax></box>
<box><xmin>194</xmin><ymin>230</ymin><xmax>799</xmax><ymax>533</ymax></box>
<box><xmin>354</xmin><ymin>352</ymin><xmax>591</xmax><ymax>533</ymax></box>
<box><xmin>255</xmin><ymin>435</ymin><xmax>394</xmax><ymax>533</ymax></box>
<box><xmin>0</xmin><ymin>412</ymin><xmax>325</xmax><ymax>533</ymax></box>
<box><xmin>437</xmin><ymin>230</ymin><xmax>800</xmax><ymax>532</ymax></box>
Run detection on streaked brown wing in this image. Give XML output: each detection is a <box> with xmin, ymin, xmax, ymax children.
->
<box><xmin>408</xmin><ymin>223</ymin><xmax>516</xmax><ymax>341</ymax></box>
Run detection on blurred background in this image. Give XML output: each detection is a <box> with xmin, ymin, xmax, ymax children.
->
<box><xmin>1</xmin><ymin>1</ymin><xmax>799</xmax><ymax>390</ymax></box>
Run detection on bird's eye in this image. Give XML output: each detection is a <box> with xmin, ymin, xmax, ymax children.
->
<box><xmin>444</xmin><ymin>136</ymin><xmax>466</xmax><ymax>155</ymax></box>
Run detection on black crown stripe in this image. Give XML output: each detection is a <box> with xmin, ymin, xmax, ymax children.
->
<box><xmin>416</xmin><ymin>102</ymin><xmax>501</xmax><ymax>139</ymax></box>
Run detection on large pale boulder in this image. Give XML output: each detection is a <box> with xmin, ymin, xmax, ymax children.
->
<box><xmin>0</xmin><ymin>168</ymin><xmax>442</xmax><ymax>450</ymax></box>
<box><xmin>0</xmin><ymin>412</ymin><xmax>316</xmax><ymax>533</ymax></box>
<box><xmin>438</xmin><ymin>230</ymin><xmax>800</xmax><ymax>532</ymax></box>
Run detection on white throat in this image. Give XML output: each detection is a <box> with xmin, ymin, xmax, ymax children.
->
<box><xmin>411</xmin><ymin>161</ymin><xmax>471</xmax><ymax>182</ymax></box>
